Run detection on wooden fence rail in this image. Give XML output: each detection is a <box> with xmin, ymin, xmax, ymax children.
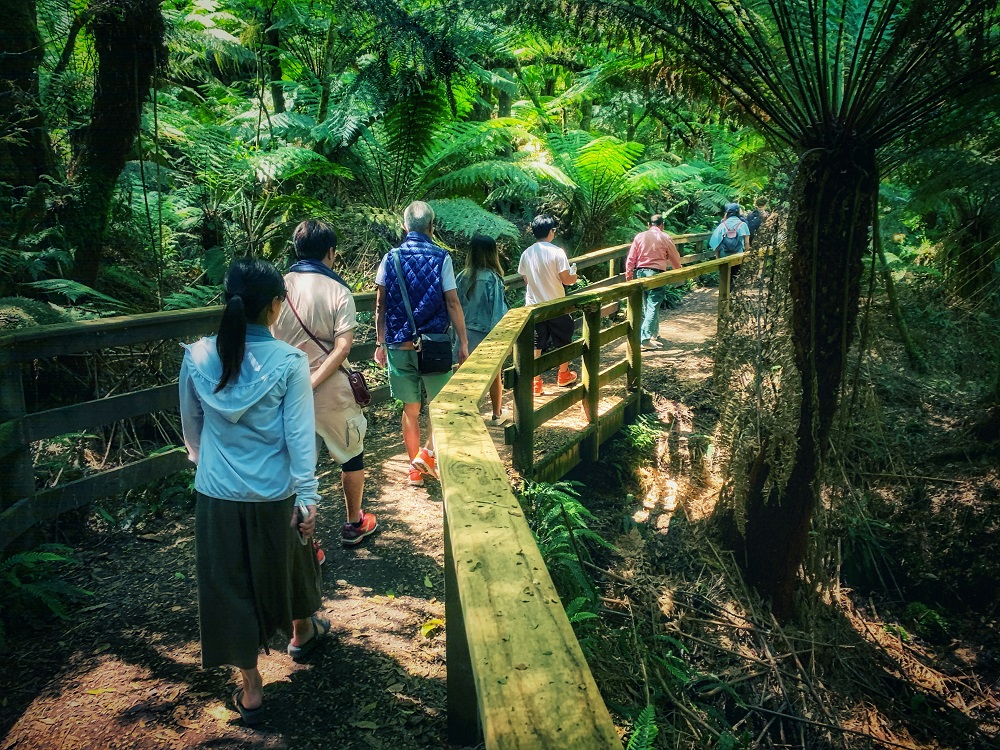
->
<box><xmin>0</xmin><ymin>230</ymin><xmax>739</xmax><ymax>750</ymax></box>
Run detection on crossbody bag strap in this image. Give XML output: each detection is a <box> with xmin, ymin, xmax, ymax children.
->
<box><xmin>287</xmin><ymin>295</ymin><xmax>359</xmax><ymax>380</ymax></box>
<box><xmin>285</xmin><ymin>294</ymin><xmax>331</xmax><ymax>356</ymax></box>
<box><xmin>391</xmin><ymin>249</ymin><xmax>420</xmax><ymax>343</ymax></box>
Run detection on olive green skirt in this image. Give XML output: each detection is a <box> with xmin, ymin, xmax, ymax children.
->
<box><xmin>195</xmin><ymin>493</ymin><xmax>321</xmax><ymax>669</ymax></box>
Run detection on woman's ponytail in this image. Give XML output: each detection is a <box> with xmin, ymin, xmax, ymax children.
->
<box><xmin>215</xmin><ymin>292</ymin><xmax>247</xmax><ymax>392</ymax></box>
<box><xmin>213</xmin><ymin>257</ymin><xmax>286</xmax><ymax>393</ymax></box>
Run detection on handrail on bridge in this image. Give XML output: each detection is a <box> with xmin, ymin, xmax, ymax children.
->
<box><xmin>429</xmin><ymin>247</ymin><xmax>744</xmax><ymax>747</ymax></box>
<box><xmin>0</xmin><ymin>231</ymin><xmax>744</xmax><ymax>748</ymax></box>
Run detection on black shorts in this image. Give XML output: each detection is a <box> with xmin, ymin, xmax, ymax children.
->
<box><xmin>534</xmin><ymin>313</ymin><xmax>574</xmax><ymax>352</ymax></box>
<box><xmin>341</xmin><ymin>451</ymin><xmax>364</xmax><ymax>472</ymax></box>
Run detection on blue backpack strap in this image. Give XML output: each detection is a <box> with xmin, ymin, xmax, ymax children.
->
<box><xmin>392</xmin><ymin>250</ymin><xmax>420</xmax><ymax>343</ymax></box>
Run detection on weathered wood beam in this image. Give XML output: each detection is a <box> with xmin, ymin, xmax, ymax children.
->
<box><xmin>0</xmin><ymin>448</ymin><xmax>190</xmax><ymax>550</ymax></box>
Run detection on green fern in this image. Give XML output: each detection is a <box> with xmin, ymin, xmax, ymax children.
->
<box><xmin>626</xmin><ymin>705</ymin><xmax>658</xmax><ymax>750</ymax></box>
<box><xmin>25</xmin><ymin>279</ymin><xmax>131</xmax><ymax>314</ymax></box>
<box><xmin>0</xmin><ymin>544</ymin><xmax>91</xmax><ymax>649</ymax></box>
<box><xmin>519</xmin><ymin>481</ymin><xmax>614</xmax><ymax>604</ymax></box>
<box><xmin>163</xmin><ymin>284</ymin><xmax>222</xmax><ymax>311</ymax></box>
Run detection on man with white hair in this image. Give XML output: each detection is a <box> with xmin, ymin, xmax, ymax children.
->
<box><xmin>374</xmin><ymin>201</ymin><xmax>470</xmax><ymax>487</ymax></box>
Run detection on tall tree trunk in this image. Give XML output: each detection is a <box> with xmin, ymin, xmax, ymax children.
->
<box><xmin>265</xmin><ymin>24</ymin><xmax>285</xmax><ymax>114</ymax></box>
<box><xmin>0</xmin><ymin>0</ymin><xmax>56</xmax><ymax>188</ymax></box>
<box><xmin>316</xmin><ymin>16</ymin><xmax>339</xmax><ymax>125</ymax></box>
<box><xmin>65</xmin><ymin>0</ymin><xmax>165</xmax><ymax>286</ymax></box>
<box><xmin>579</xmin><ymin>97</ymin><xmax>593</xmax><ymax>131</ymax></box>
<box><xmin>497</xmin><ymin>70</ymin><xmax>513</xmax><ymax>118</ymax></box>
<box><xmin>472</xmin><ymin>82</ymin><xmax>493</xmax><ymax>121</ymax></box>
<box><xmin>731</xmin><ymin>144</ymin><xmax>877</xmax><ymax>619</ymax></box>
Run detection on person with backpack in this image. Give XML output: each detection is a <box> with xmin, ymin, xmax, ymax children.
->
<box><xmin>745</xmin><ymin>197</ymin><xmax>769</xmax><ymax>243</ymax></box>
<box><xmin>711</xmin><ymin>203</ymin><xmax>750</xmax><ymax>278</ymax></box>
<box><xmin>454</xmin><ymin>233</ymin><xmax>511</xmax><ymax>426</ymax></box>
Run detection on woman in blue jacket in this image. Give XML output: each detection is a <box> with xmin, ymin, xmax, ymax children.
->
<box><xmin>456</xmin><ymin>234</ymin><xmax>510</xmax><ymax>425</ymax></box>
<box><xmin>179</xmin><ymin>257</ymin><xmax>328</xmax><ymax>725</ymax></box>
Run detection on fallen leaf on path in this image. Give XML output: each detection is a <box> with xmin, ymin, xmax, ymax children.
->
<box><xmin>207</xmin><ymin>705</ymin><xmax>231</xmax><ymax>721</ymax></box>
<box><xmin>420</xmin><ymin>618</ymin><xmax>444</xmax><ymax>638</ymax></box>
<box><xmin>86</xmin><ymin>688</ymin><xmax>115</xmax><ymax>695</ymax></box>
<box><xmin>423</xmin><ymin>575</ymin><xmax>433</xmax><ymax>589</ymax></box>
<box><xmin>93</xmin><ymin>643</ymin><xmax>111</xmax><ymax>654</ymax></box>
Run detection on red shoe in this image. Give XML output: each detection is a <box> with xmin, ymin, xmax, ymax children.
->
<box><xmin>312</xmin><ymin>541</ymin><xmax>326</xmax><ymax>566</ymax></box>
<box><xmin>557</xmin><ymin>369</ymin><xmax>578</xmax><ymax>387</ymax></box>
<box><xmin>341</xmin><ymin>511</ymin><xmax>378</xmax><ymax>547</ymax></box>
<box><xmin>408</xmin><ymin>468</ymin><xmax>424</xmax><ymax>486</ymax></box>
<box><xmin>411</xmin><ymin>447</ymin><xmax>438</xmax><ymax>480</ymax></box>
<box><xmin>533</xmin><ymin>376</ymin><xmax>545</xmax><ymax>396</ymax></box>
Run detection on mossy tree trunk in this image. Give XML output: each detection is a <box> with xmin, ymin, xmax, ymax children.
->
<box><xmin>0</xmin><ymin>0</ymin><xmax>56</xmax><ymax>188</ymax></box>
<box><xmin>734</xmin><ymin>144</ymin><xmax>878</xmax><ymax>619</ymax></box>
<box><xmin>64</xmin><ymin>0</ymin><xmax>164</xmax><ymax>287</ymax></box>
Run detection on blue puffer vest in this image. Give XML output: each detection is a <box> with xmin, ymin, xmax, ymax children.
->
<box><xmin>384</xmin><ymin>232</ymin><xmax>451</xmax><ymax>345</ymax></box>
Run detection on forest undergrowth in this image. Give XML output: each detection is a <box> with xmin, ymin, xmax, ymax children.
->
<box><xmin>554</xmin><ymin>280</ymin><xmax>1000</xmax><ymax>750</ymax></box>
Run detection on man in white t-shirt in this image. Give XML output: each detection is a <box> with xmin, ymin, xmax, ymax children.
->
<box><xmin>517</xmin><ymin>215</ymin><xmax>578</xmax><ymax>396</ymax></box>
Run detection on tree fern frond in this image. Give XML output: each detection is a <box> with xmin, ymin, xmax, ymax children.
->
<box><xmin>427</xmin><ymin>199</ymin><xmax>519</xmax><ymax>239</ymax></box>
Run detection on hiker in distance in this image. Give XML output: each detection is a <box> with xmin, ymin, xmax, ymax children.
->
<box><xmin>625</xmin><ymin>214</ymin><xmax>681</xmax><ymax>352</ymax></box>
<box><xmin>710</xmin><ymin>202</ymin><xmax>750</xmax><ymax>278</ymax></box>
<box><xmin>517</xmin><ymin>214</ymin><xmax>579</xmax><ymax>396</ymax></box>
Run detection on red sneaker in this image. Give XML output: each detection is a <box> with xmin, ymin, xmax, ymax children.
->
<box><xmin>533</xmin><ymin>376</ymin><xmax>545</xmax><ymax>396</ymax></box>
<box><xmin>408</xmin><ymin>468</ymin><xmax>424</xmax><ymax>486</ymax></box>
<box><xmin>312</xmin><ymin>541</ymin><xmax>326</xmax><ymax>566</ymax></box>
<box><xmin>411</xmin><ymin>447</ymin><xmax>438</xmax><ymax>480</ymax></box>
<box><xmin>557</xmin><ymin>369</ymin><xmax>578</xmax><ymax>387</ymax></box>
<box><xmin>341</xmin><ymin>511</ymin><xmax>378</xmax><ymax>547</ymax></box>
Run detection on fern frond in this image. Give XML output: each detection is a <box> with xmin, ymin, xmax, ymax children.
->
<box><xmin>427</xmin><ymin>199</ymin><xmax>518</xmax><ymax>240</ymax></box>
<box><xmin>626</xmin><ymin>705</ymin><xmax>658</xmax><ymax>750</ymax></box>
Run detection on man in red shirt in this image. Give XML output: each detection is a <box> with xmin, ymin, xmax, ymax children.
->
<box><xmin>625</xmin><ymin>215</ymin><xmax>681</xmax><ymax>350</ymax></box>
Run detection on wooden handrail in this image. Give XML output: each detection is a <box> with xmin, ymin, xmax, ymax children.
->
<box><xmin>430</xmin><ymin>248</ymin><xmax>741</xmax><ymax>747</ymax></box>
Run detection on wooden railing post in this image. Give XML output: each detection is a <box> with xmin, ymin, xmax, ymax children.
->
<box><xmin>718</xmin><ymin>260</ymin><xmax>732</xmax><ymax>320</ymax></box>
<box><xmin>444</xmin><ymin>513</ymin><xmax>479</xmax><ymax>745</ymax></box>
<box><xmin>626</xmin><ymin>287</ymin><xmax>643</xmax><ymax>422</ymax></box>
<box><xmin>0</xmin><ymin>364</ymin><xmax>34</xmax><ymax>513</ymax></box>
<box><xmin>512</xmin><ymin>318</ymin><xmax>535</xmax><ymax>476</ymax></box>
<box><xmin>581</xmin><ymin>305</ymin><xmax>602</xmax><ymax>462</ymax></box>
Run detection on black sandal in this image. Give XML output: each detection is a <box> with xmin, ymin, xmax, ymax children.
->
<box><xmin>286</xmin><ymin>615</ymin><xmax>331</xmax><ymax>663</ymax></box>
<box><xmin>232</xmin><ymin>688</ymin><xmax>265</xmax><ymax>726</ymax></box>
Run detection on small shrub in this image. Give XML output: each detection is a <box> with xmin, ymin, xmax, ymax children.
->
<box><xmin>904</xmin><ymin>601</ymin><xmax>950</xmax><ymax>643</ymax></box>
<box><xmin>0</xmin><ymin>545</ymin><xmax>91</xmax><ymax>650</ymax></box>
